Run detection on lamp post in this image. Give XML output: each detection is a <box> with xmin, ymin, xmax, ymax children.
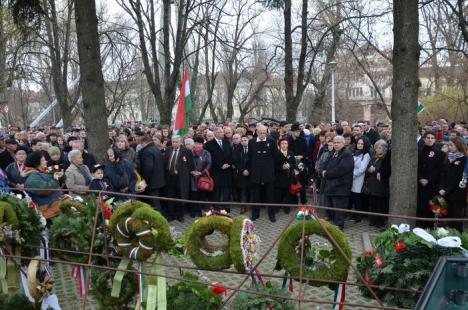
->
<box><xmin>328</xmin><ymin>61</ymin><xmax>337</xmax><ymax>124</ymax></box>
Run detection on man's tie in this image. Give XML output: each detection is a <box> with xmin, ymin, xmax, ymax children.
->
<box><xmin>169</xmin><ymin>148</ymin><xmax>178</xmax><ymax>173</ymax></box>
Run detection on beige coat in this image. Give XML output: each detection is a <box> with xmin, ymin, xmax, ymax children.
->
<box><xmin>65</xmin><ymin>164</ymin><xmax>90</xmax><ymax>196</ymax></box>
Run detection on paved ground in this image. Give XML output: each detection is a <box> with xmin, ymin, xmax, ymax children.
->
<box><xmin>50</xmin><ymin>204</ymin><xmax>388</xmax><ymax>310</ymax></box>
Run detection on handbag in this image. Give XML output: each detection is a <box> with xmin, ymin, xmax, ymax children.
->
<box><xmin>198</xmin><ymin>170</ymin><xmax>214</xmax><ymax>192</ymax></box>
<box><xmin>289</xmin><ymin>170</ymin><xmax>303</xmax><ymax>194</ymax></box>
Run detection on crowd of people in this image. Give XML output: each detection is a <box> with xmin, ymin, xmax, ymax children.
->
<box><xmin>0</xmin><ymin>118</ymin><xmax>466</xmax><ymax>230</ymax></box>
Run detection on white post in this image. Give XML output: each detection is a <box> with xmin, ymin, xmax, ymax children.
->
<box><xmin>331</xmin><ymin>69</ymin><xmax>335</xmax><ymax>124</ymax></box>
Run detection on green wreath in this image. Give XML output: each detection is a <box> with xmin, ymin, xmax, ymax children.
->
<box><xmin>110</xmin><ymin>202</ymin><xmax>172</xmax><ymax>261</ymax></box>
<box><xmin>0</xmin><ymin>196</ymin><xmax>44</xmax><ymax>265</ymax></box>
<box><xmin>0</xmin><ymin>201</ymin><xmax>19</xmax><ymax>228</ymax></box>
<box><xmin>91</xmin><ymin>267</ymin><xmax>138</xmax><ymax>310</ymax></box>
<box><xmin>186</xmin><ymin>215</ymin><xmax>233</xmax><ymax>270</ymax></box>
<box><xmin>49</xmin><ymin>196</ymin><xmax>103</xmax><ymax>263</ymax></box>
<box><xmin>58</xmin><ymin>199</ymin><xmax>88</xmax><ymax>217</ymax></box>
<box><xmin>277</xmin><ymin>220</ymin><xmax>351</xmax><ymax>289</ymax></box>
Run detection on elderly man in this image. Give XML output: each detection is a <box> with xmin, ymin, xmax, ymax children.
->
<box><xmin>248</xmin><ymin>124</ymin><xmax>279</xmax><ymax>222</ymax></box>
<box><xmin>164</xmin><ymin>135</ymin><xmax>194</xmax><ymax>222</ymax></box>
<box><xmin>322</xmin><ymin>136</ymin><xmax>354</xmax><ymax>230</ymax></box>
<box><xmin>65</xmin><ymin>149</ymin><xmax>92</xmax><ymax>196</ymax></box>
<box><xmin>66</xmin><ymin>140</ymin><xmax>96</xmax><ymax>171</ymax></box>
<box><xmin>204</xmin><ymin>127</ymin><xmax>233</xmax><ymax>211</ymax></box>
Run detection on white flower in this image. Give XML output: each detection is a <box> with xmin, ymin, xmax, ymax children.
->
<box><xmin>391</xmin><ymin>224</ymin><xmax>410</xmax><ymax>234</ymax></box>
<box><xmin>15</xmin><ymin>194</ymin><xmax>22</xmax><ymax>199</ymax></box>
<box><xmin>436</xmin><ymin>227</ymin><xmax>449</xmax><ymax>237</ymax></box>
<box><xmin>75</xmin><ymin>196</ymin><xmax>84</xmax><ymax>202</ymax></box>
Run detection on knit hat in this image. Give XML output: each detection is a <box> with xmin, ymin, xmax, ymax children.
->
<box><xmin>25</xmin><ymin>151</ymin><xmax>43</xmax><ymax>168</ymax></box>
<box><xmin>48</xmin><ymin>146</ymin><xmax>61</xmax><ymax>156</ymax></box>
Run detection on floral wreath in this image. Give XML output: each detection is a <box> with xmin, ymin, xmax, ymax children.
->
<box><xmin>230</xmin><ymin>216</ymin><xmax>260</xmax><ymax>273</ymax></box>
<box><xmin>276</xmin><ymin>219</ymin><xmax>352</xmax><ymax>289</ymax></box>
<box><xmin>109</xmin><ymin>201</ymin><xmax>172</xmax><ymax>261</ymax></box>
<box><xmin>356</xmin><ymin>224</ymin><xmax>468</xmax><ymax>308</ymax></box>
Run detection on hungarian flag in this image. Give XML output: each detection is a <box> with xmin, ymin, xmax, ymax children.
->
<box><xmin>174</xmin><ymin>68</ymin><xmax>191</xmax><ymax>135</ymax></box>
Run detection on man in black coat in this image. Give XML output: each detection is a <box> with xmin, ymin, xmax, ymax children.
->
<box><xmin>288</xmin><ymin>123</ymin><xmax>308</xmax><ymax>204</ymax></box>
<box><xmin>204</xmin><ymin>127</ymin><xmax>233</xmax><ymax>211</ymax></box>
<box><xmin>232</xmin><ymin>135</ymin><xmax>250</xmax><ymax>214</ymax></box>
<box><xmin>164</xmin><ymin>135</ymin><xmax>194</xmax><ymax>222</ymax></box>
<box><xmin>416</xmin><ymin>131</ymin><xmax>445</xmax><ymax>228</ymax></box>
<box><xmin>138</xmin><ymin>135</ymin><xmax>166</xmax><ymax>210</ymax></box>
<box><xmin>247</xmin><ymin>125</ymin><xmax>279</xmax><ymax>222</ymax></box>
<box><xmin>363</xmin><ymin>121</ymin><xmax>380</xmax><ymax>146</ymax></box>
<box><xmin>322</xmin><ymin>136</ymin><xmax>354</xmax><ymax>230</ymax></box>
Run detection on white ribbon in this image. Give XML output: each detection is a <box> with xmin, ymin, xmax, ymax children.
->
<box><xmin>391</xmin><ymin>224</ymin><xmax>410</xmax><ymax>234</ymax></box>
<box><xmin>412</xmin><ymin>228</ymin><xmax>437</xmax><ymax>244</ymax></box>
<box><xmin>436</xmin><ymin>236</ymin><xmax>462</xmax><ymax>248</ymax></box>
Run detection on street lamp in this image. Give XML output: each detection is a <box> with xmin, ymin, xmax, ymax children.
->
<box><xmin>328</xmin><ymin>61</ymin><xmax>337</xmax><ymax>124</ymax></box>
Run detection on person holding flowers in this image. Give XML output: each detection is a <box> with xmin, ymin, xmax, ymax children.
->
<box><xmin>438</xmin><ymin>136</ymin><xmax>467</xmax><ymax>231</ymax></box>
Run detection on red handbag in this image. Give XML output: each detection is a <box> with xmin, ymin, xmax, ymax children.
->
<box><xmin>289</xmin><ymin>180</ymin><xmax>303</xmax><ymax>195</ymax></box>
<box><xmin>198</xmin><ymin>170</ymin><xmax>214</xmax><ymax>192</ymax></box>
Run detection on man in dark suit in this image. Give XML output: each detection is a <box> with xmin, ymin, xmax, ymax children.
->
<box><xmin>232</xmin><ymin>135</ymin><xmax>250</xmax><ymax>214</ymax></box>
<box><xmin>247</xmin><ymin>125</ymin><xmax>279</xmax><ymax>222</ymax></box>
<box><xmin>138</xmin><ymin>135</ymin><xmax>166</xmax><ymax>210</ymax></box>
<box><xmin>288</xmin><ymin>123</ymin><xmax>308</xmax><ymax>204</ymax></box>
<box><xmin>322</xmin><ymin>135</ymin><xmax>354</xmax><ymax>230</ymax></box>
<box><xmin>204</xmin><ymin>127</ymin><xmax>232</xmax><ymax>211</ymax></box>
<box><xmin>363</xmin><ymin>121</ymin><xmax>380</xmax><ymax>146</ymax></box>
<box><xmin>164</xmin><ymin>135</ymin><xmax>194</xmax><ymax>222</ymax></box>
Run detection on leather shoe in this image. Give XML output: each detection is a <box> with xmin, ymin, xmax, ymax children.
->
<box><xmin>251</xmin><ymin>215</ymin><xmax>259</xmax><ymax>221</ymax></box>
<box><xmin>269</xmin><ymin>215</ymin><xmax>276</xmax><ymax>223</ymax></box>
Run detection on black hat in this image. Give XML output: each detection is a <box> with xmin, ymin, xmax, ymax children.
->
<box><xmin>291</xmin><ymin>123</ymin><xmax>301</xmax><ymax>132</ymax></box>
<box><xmin>91</xmin><ymin>164</ymin><xmax>105</xmax><ymax>173</ymax></box>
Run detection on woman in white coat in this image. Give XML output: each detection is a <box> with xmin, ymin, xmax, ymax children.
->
<box><xmin>351</xmin><ymin>137</ymin><xmax>371</xmax><ymax>222</ymax></box>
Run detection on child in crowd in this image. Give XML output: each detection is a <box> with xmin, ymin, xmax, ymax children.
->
<box><xmin>89</xmin><ymin>164</ymin><xmax>110</xmax><ymax>193</ymax></box>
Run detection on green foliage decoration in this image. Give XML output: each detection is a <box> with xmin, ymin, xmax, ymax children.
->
<box><xmin>232</xmin><ymin>281</ymin><xmax>297</xmax><ymax>310</ymax></box>
<box><xmin>0</xmin><ymin>293</ymin><xmax>36</xmax><ymax>309</ymax></box>
<box><xmin>0</xmin><ymin>195</ymin><xmax>44</xmax><ymax>265</ymax></box>
<box><xmin>166</xmin><ymin>272</ymin><xmax>222</xmax><ymax>310</ymax></box>
<box><xmin>91</xmin><ymin>266</ymin><xmax>138</xmax><ymax>310</ymax></box>
<box><xmin>186</xmin><ymin>215</ymin><xmax>233</xmax><ymax>270</ymax></box>
<box><xmin>276</xmin><ymin>220</ymin><xmax>352</xmax><ymax>289</ymax></box>
<box><xmin>356</xmin><ymin>227</ymin><xmax>466</xmax><ymax>308</ymax></box>
<box><xmin>49</xmin><ymin>195</ymin><xmax>103</xmax><ymax>263</ymax></box>
<box><xmin>0</xmin><ymin>201</ymin><xmax>19</xmax><ymax>228</ymax></box>
<box><xmin>109</xmin><ymin>200</ymin><xmax>146</xmax><ymax>237</ymax></box>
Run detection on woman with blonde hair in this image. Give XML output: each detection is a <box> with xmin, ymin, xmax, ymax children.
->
<box><xmin>115</xmin><ymin>134</ymin><xmax>136</xmax><ymax>164</ymax></box>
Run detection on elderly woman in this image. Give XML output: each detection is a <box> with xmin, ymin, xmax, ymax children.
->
<box><xmin>65</xmin><ymin>149</ymin><xmax>92</xmax><ymax>196</ymax></box>
<box><xmin>23</xmin><ymin>151</ymin><xmax>63</xmax><ymax>207</ymax></box>
<box><xmin>189</xmin><ymin>136</ymin><xmax>212</xmax><ymax>217</ymax></box>
<box><xmin>366</xmin><ymin>139</ymin><xmax>390</xmax><ymax>228</ymax></box>
<box><xmin>115</xmin><ymin>135</ymin><xmax>136</xmax><ymax>165</ymax></box>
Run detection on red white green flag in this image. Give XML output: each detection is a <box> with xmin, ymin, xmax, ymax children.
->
<box><xmin>174</xmin><ymin>68</ymin><xmax>191</xmax><ymax>135</ymax></box>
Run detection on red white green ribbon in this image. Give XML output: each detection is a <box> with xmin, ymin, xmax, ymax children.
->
<box><xmin>70</xmin><ymin>266</ymin><xmax>90</xmax><ymax>296</ymax></box>
<box><xmin>332</xmin><ymin>274</ymin><xmax>347</xmax><ymax>310</ymax></box>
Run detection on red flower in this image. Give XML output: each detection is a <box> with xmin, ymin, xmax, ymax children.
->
<box><xmin>430</xmin><ymin>204</ymin><xmax>438</xmax><ymax>212</ymax></box>
<box><xmin>374</xmin><ymin>254</ymin><xmax>384</xmax><ymax>268</ymax></box>
<box><xmin>211</xmin><ymin>283</ymin><xmax>227</xmax><ymax>295</ymax></box>
<box><xmin>365</xmin><ymin>250</ymin><xmax>372</xmax><ymax>257</ymax></box>
<box><xmin>395</xmin><ymin>241</ymin><xmax>407</xmax><ymax>253</ymax></box>
<box><xmin>440</xmin><ymin>209</ymin><xmax>448</xmax><ymax>216</ymax></box>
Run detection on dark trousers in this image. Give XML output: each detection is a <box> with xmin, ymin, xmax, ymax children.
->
<box><xmin>165</xmin><ymin>175</ymin><xmax>184</xmax><ymax>220</ymax></box>
<box><xmin>446</xmin><ymin>199</ymin><xmax>466</xmax><ymax>232</ymax></box>
<box><xmin>325</xmin><ymin>195</ymin><xmax>349</xmax><ymax>228</ymax></box>
<box><xmin>351</xmin><ymin>192</ymin><xmax>365</xmax><ymax>220</ymax></box>
<box><xmin>368</xmin><ymin>195</ymin><xmax>389</xmax><ymax>227</ymax></box>
<box><xmin>211</xmin><ymin>186</ymin><xmax>231</xmax><ymax>211</ymax></box>
<box><xmin>189</xmin><ymin>190</ymin><xmax>209</xmax><ymax>217</ymax></box>
<box><xmin>251</xmin><ymin>182</ymin><xmax>275</xmax><ymax>218</ymax></box>
<box><xmin>275</xmin><ymin>187</ymin><xmax>296</xmax><ymax>213</ymax></box>
<box><xmin>144</xmin><ymin>188</ymin><xmax>161</xmax><ymax>211</ymax></box>
<box><xmin>416</xmin><ymin>185</ymin><xmax>438</xmax><ymax>228</ymax></box>
<box><xmin>234</xmin><ymin>186</ymin><xmax>250</xmax><ymax>211</ymax></box>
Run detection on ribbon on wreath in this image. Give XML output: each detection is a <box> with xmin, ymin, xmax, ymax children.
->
<box><xmin>111</xmin><ymin>258</ymin><xmax>131</xmax><ymax>298</ymax></box>
<box><xmin>332</xmin><ymin>274</ymin><xmax>347</xmax><ymax>310</ymax></box>
<box><xmin>70</xmin><ymin>266</ymin><xmax>90</xmax><ymax>296</ymax></box>
<box><xmin>295</xmin><ymin>207</ymin><xmax>317</xmax><ymax>221</ymax></box>
<box><xmin>134</xmin><ymin>257</ymin><xmax>167</xmax><ymax>310</ymax></box>
<box><xmin>281</xmin><ymin>272</ymin><xmax>294</xmax><ymax>292</ymax></box>
<box><xmin>0</xmin><ymin>247</ymin><xmax>20</xmax><ymax>293</ymax></box>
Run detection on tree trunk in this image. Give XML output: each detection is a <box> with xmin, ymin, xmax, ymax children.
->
<box><xmin>388</xmin><ymin>0</ymin><xmax>420</xmax><ymax>225</ymax></box>
<box><xmin>74</xmin><ymin>0</ymin><xmax>109</xmax><ymax>162</ymax></box>
<box><xmin>283</xmin><ymin>0</ymin><xmax>294</xmax><ymax>122</ymax></box>
<box><xmin>0</xmin><ymin>4</ymin><xmax>6</xmax><ymax>111</ymax></box>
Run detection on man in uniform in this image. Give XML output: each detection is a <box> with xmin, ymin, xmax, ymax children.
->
<box><xmin>247</xmin><ymin>125</ymin><xmax>279</xmax><ymax>222</ymax></box>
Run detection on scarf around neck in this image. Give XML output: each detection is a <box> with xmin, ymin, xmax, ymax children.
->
<box><xmin>447</xmin><ymin>152</ymin><xmax>464</xmax><ymax>163</ymax></box>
